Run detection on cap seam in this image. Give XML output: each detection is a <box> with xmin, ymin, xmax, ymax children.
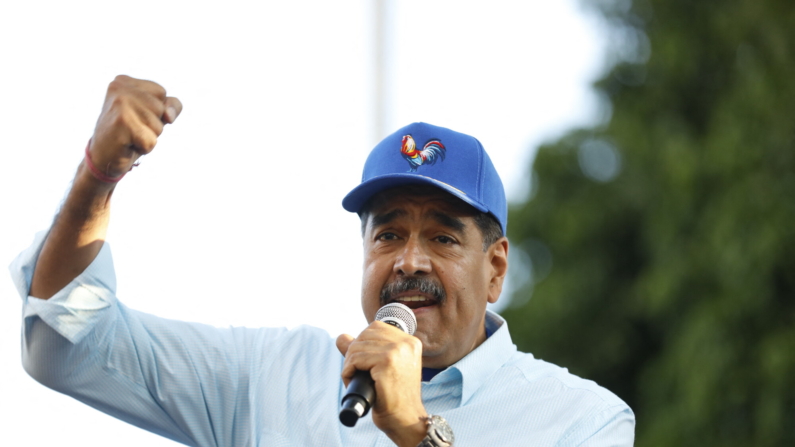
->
<box><xmin>477</xmin><ymin>138</ymin><xmax>484</xmax><ymax>202</ymax></box>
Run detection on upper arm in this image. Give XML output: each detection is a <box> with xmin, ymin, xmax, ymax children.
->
<box><xmin>22</xmin><ymin>301</ymin><xmax>272</xmax><ymax>447</ymax></box>
<box><xmin>557</xmin><ymin>404</ymin><xmax>635</xmax><ymax>447</ymax></box>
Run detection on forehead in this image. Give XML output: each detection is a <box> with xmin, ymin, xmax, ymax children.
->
<box><xmin>364</xmin><ymin>185</ymin><xmax>479</xmax><ymax>222</ymax></box>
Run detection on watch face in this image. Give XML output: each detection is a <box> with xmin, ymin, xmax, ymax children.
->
<box><xmin>433</xmin><ymin>426</ymin><xmax>452</xmax><ymax>442</ymax></box>
<box><xmin>429</xmin><ymin>415</ymin><xmax>454</xmax><ymax>446</ymax></box>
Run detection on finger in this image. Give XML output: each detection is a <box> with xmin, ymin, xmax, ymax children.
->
<box><xmin>356</xmin><ymin>321</ymin><xmax>410</xmax><ymax>343</ymax></box>
<box><xmin>105</xmin><ymin>82</ymin><xmax>165</xmax><ymax>127</ymax></box>
<box><xmin>131</xmin><ymin>76</ymin><xmax>168</xmax><ymax>100</ymax></box>
<box><xmin>336</xmin><ymin>333</ymin><xmax>354</xmax><ymax>357</ymax></box>
<box><xmin>129</xmin><ymin>121</ymin><xmax>159</xmax><ymax>154</ymax></box>
<box><xmin>136</xmin><ymin>105</ymin><xmax>165</xmax><ymax>137</ymax></box>
<box><xmin>133</xmin><ymin>88</ymin><xmax>166</xmax><ymax>118</ymax></box>
<box><xmin>162</xmin><ymin>97</ymin><xmax>183</xmax><ymax>124</ymax></box>
<box><xmin>340</xmin><ymin>351</ymin><xmax>376</xmax><ymax>387</ymax></box>
<box><xmin>111</xmin><ymin>75</ymin><xmax>167</xmax><ymax>100</ymax></box>
<box><xmin>340</xmin><ymin>363</ymin><xmax>354</xmax><ymax>388</ymax></box>
<box><xmin>340</xmin><ymin>342</ymin><xmax>386</xmax><ymax>380</ymax></box>
<box><xmin>340</xmin><ymin>354</ymin><xmax>358</xmax><ymax>387</ymax></box>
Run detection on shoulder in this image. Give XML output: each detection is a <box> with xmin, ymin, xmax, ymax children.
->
<box><xmin>452</xmin><ymin>349</ymin><xmax>634</xmax><ymax>445</ymax></box>
<box><xmin>506</xmin><ymin>353</ymin><xmax>634</xmax><ymax>443</ymax></box>
<box><xmin>243</xmin><ymin>323</ymin><xmax>338</xmax><ymax>359</ymax></box>
<box><xmin>501</xmin><ymin>352</ymin><xmax>629</xmax><ymax>412</ymax></box>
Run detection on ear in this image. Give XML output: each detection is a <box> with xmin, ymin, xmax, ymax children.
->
<box><xmin>487</xmin><ymin>237</ymin><xmax>509</xmax><ymax>304</ymax></box>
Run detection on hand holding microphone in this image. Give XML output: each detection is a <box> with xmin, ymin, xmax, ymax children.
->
<box><xmin>336</xmin><ymin>303</ymin><xmax>429</xmax><ymax>445</ymax></box>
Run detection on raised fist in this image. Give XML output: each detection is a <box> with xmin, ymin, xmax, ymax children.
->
<box><xmin>86</xmin><ymin>75</ymin><xmax>182</xmax><ymax>180</ymax></box>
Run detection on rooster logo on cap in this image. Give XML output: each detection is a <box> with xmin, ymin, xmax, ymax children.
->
<box><xmin>400</xmin><ymin>135</ymin><xmax>446</xmax><ymax>172</ymax></box>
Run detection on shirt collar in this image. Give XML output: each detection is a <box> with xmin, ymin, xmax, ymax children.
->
<box><xmin>430</xmin><ymin>310</ymin><xmax>516</xmax><ymax>404</ymax></box>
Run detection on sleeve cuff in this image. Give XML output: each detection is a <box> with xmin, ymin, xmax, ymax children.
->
<box><xmin>10</xmin><ymin>230</ymin><xmax>118</xmax><ymax>344</ymax></box>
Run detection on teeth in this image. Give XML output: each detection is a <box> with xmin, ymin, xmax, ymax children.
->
<box><xmin>396</xmin><ymin>296</ymin><xmax>427</xmax><ymax>302</ymax></box>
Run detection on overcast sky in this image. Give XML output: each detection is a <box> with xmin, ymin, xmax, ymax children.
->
<box><xmin>0</xmin><ymin>1</ymin><xmax>608</xmax><ymax>445</ymax></box>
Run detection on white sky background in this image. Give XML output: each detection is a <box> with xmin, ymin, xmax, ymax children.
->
<box><xmin>0</xmin><ymin>1</ymin><xmax>608</xmax><ymax>445</ymax></box>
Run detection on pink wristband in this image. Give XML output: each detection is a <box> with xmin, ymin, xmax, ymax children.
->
<box><xmin>83</xmin><ymin>140</ymin><xmax>137</xmax><ymax>183</ymax></box>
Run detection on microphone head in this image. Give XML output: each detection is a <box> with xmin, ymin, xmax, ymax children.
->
<box><xmin>375</xmin><ymin>302</ymin><xmax>417</xmax><ymax>335</ymax></box>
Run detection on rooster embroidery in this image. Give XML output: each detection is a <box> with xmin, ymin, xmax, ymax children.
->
<box><xmin>400</xmin><ymin>135</ymin><xmax>446</xmax><ymax>172</ymax></box>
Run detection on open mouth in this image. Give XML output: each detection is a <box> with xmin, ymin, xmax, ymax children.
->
<box><xmin>389</xmin><ymin>295</ymin><xmax>439</xmax><ymax>310</ymax></box>
<box><xmin>380</xmin><ymin>276</ymin><xmax>446</xmax><ymax>310</ymax></box>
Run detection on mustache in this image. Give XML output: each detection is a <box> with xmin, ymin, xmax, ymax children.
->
<box><xmin>379</xmin><ymin>276</ymin><xmax>447</xmax><ymax>306</ymax></box>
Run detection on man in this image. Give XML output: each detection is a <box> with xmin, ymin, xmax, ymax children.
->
<box><xmin>11</xmin><ymin>76</ymin><xmax>635</xmax><ymax>446</ymax></box>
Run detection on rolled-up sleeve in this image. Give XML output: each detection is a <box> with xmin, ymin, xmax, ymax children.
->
<box><xmin>11</xmin><ymin>230</ymin><xmax>117</xmax><ymax>344</ymax></box>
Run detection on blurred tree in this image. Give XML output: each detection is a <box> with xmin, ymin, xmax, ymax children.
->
<box><xmin>502</xmin><ymin>0</ymin><xmax>795</xmax><ymax>445</ymax></box>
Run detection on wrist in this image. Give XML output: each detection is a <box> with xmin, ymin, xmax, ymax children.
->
<box><xmin>83</xmin><ymin>139</ymin><xmax>135</xmax><ymax>183</ymax></box>
<box><xmin>63</xmin><ymin>159</ymin><xmax>119</xmax><ymax>228</ymax></box>
<box><xmin>417</xmin><ymin>415</ymin><xmax>454</xmax><ymax>447</ymax></box>
<box><xmin>384</xmin><ymin>413</ymin><xmax>428</xmax><ymax>447</ymax></box>
<box><xmin>75</xmin><ymin>161</ymin><xmax>117</xmax><ymax>199</ymax></box>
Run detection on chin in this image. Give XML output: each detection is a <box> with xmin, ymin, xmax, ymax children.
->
<box><xmin>415</xmin><ymin>334</ymin><xmax>443</xmax><ymax>360</ymax></box>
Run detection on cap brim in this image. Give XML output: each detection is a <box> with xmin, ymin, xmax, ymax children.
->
<box><xmin>342</xmin><ymin>173</ymin><xmax>490</xmax><ymax>215</ymax></box>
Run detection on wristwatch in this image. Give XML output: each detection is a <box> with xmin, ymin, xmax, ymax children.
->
<box><xmin>417</xmin><ymin>415</ymin><xmax>454</xmax><ymax>447</ymax></box>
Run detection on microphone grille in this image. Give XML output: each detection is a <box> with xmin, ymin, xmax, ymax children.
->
<box><xmin>375</xmin><ymin>303</ymin><xmax>417</xmax><ymax>335</ymax></box>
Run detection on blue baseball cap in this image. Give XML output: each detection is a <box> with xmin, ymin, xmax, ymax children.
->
<box><xmin>342</xmin><ymin>122</ymin><xmax>507</xmax><ymax>234</ymax></box>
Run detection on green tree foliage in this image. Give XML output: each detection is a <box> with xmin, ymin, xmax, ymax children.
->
<box><xmin>502</xmin><ymin>0</ymin><xmax>795</xmax><ymax>445</ymax></box>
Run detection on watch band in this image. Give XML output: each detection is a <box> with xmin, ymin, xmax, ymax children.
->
<box><xmin>417</xmin><ymin>415</ymin><xmax>454</xmax><ymax>447</ymax></box>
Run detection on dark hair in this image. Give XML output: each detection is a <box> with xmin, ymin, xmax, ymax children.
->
<box><xmin>472</xmin><ymin>212</ymin><xmax>504</xmax><ymax>251</ymax></box>
<box><xmin>358</xmin><ymin>186</ymin><xmax>504</xmax><ymax>251</ymax></box>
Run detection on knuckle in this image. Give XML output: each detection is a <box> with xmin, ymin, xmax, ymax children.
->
<box><xmin>109</xmin><ymin>93</ymin><xmax>130</xmax><ymax>110</ymax></box>
<box><xmin>384</xmin><ymin>349</ymin><xmax>401</xmax><ymax>366</ymax></box>
<box><xmin>344</xmin><ymin>349</ymin><xmax>360</xmax><ymax>364</ymax></box>
<box><xmin>132</xmin><ymin>130</ymin><xmax>157</xmax><ymax>153</ymax></box>
<box><xmin>146</xmin><ymin>81</ymin><xmax>167</xmax><ymax>98</ymax></box>
<box><xmin>351</xmin><ymin>350</ymin><xmax>367</xmax><ymax>363</ymax></box>
<box><xmin>142</xmin><ymin>136</ymin><xmax>157</xmax><ymax>152</ymax></box>
<box><xmin>152</xmin><ymin>100</ymin><xmax>166</xmax><ymax>117</ymax></box>
<box><xmin>114</xmin><ymin>109</ymin><xmax>134</xmax><ymax>128</ymax></box>
<box><xmin>108</xmin><ymin>75</ymin><xmax>129</xmax><ymax>91</ymax></box>
<box><xmin>140</xmin><ymin>141</ymin><xmax>156</xmax><ymax>153</ymax></box>
<box><xmin>346</xmin><ymin>353</ymin><xmax>366</xmax><ymax>371</ymax></box>
<box><xmin>152</xmin><ymin>121</ymin><xmax>164</xmax><ymax>136</ymax></box>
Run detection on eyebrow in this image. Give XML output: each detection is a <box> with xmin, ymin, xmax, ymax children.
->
<box><xmin>430</xmin><ymin>211</ymin><xmax>466</xmax><ymax>232</ymax></box>
<box><xmin>370</xmin><ymin>209</ymin><xmax>408</xmax><ymax>229</ymax></box>
<box><xmin>369</xmin><ymin>208</ymin><xmax>467</xmax><ymax>233</ymax></box>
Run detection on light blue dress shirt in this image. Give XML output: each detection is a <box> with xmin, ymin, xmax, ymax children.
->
<box><xmin>11</xmin><ymin>231</ymin><xmax>635</xmax><ymax>446</ymax></box>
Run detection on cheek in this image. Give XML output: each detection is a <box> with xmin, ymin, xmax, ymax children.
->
<box><xmin>360</xmin><ymin>256</ymin><xmax>389</xmax><ymax>320</ymax></box>
<box><xmin>446</xmin><ymin>259</ymin><xmax>490</xmax><ymax>312</ymax></box>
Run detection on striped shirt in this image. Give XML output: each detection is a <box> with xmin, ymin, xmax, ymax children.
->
<box><xmin>11</xmin><ymin>231</ymin><xmax>634</xmax><ymax>446</ymax></box>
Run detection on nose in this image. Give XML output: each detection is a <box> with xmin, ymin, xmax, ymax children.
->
<box><xmin>394</xmin><ymin>236</ymin><xmax>431</xmax><ymax>276</ymax></box>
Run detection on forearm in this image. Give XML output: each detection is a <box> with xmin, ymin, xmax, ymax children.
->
<box><xmin>30</xmin><ymin>162</ymin><xmax>115</xmax><ymax>299</ymax></box>
<box><xmin>28</xmin><ymin>75</ymin><xmax>181</xmax><ymax>299</ymax></box>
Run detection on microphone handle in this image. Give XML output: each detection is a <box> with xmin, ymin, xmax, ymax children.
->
<box><xmin>339</xmin><ymin>370</ymin><xmax>376</xmax><ymax>427</ymax></box>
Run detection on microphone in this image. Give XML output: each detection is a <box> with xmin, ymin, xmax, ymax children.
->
<box><xmin>339</xmin><ymin>302</ymin><xmax>417</xmax><ymax>427</ymax></box>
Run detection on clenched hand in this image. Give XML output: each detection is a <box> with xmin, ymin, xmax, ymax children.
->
<box><xmin>337</xmin><ymin>322</ymin><xmax>428</xmax><ymax>447</ymax></box>
<box><xmin>86</xmin><ymin>75</ymin><xmax>182</xmax><ymax>181</ymax></box>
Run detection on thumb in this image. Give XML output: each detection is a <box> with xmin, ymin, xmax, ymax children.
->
<box><xmin>336</xmin><ymin>333</ymin><xmax>354</xmax><ymax>357</ymax></box>
<box><xmin>162</xmin><ymin>96</ymin><xmax>183</xmax><ymax>124</ymax></box>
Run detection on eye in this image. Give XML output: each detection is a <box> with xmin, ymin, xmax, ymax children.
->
<box><xmin>434</xmin><ymin>235</ymin><xmax>457</xmax><ymax>245</ymax></box>
<box><xmin>376</xmin><ymin>232</ymin><xmax>399</xmax><ymax>241</ymax></box>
